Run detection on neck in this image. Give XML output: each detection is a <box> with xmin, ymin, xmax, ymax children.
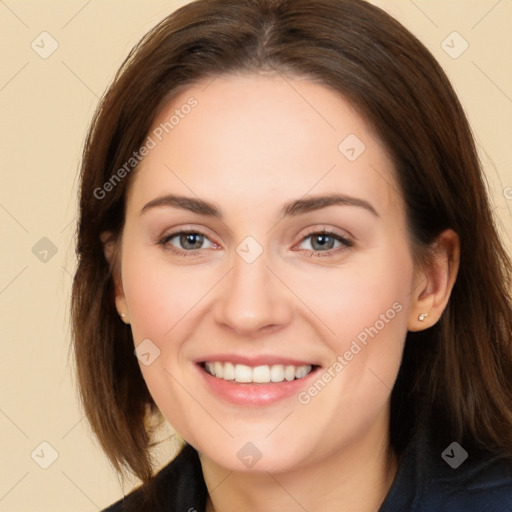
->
<box><xmin>200</xmin><ymin>414</ymin><xmax>397</xmax><ymax>512</ymax></box>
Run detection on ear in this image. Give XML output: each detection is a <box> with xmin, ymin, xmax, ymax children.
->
<box><xmin>408</xmin><ymin>229</ymin><xmax>460</xmax><ymax>332</ymax></box>
<box><xmin>101</xmin><ymin>231</ymin><xmax>130</xmax><ymax>324</ymax></box>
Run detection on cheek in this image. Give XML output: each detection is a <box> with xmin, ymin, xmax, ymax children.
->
<box><xmin>288</xmin><ymin>255</ymin><xmax>411</xmax><ymax>447</ymax></box>
<box><xmin>292</xmin><ymin>247</ymin><xmax>412</xmax><ymax>405</ymax></box>
<box><xmin>291</xmin><ymin>249</ymin><xmax>412</xmax><ymax>352</ymax></box>
<box><xmin>120</xmin><ymin>247</ymin><xmax>213</xmax><ymax>438</ymax></box>
<box><xmin>122</xmin><ymin>246</ymin><xmax>213</xmax><ymax>342</ymax></box>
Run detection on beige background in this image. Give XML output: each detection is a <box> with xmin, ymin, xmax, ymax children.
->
<box><xmin>1</xmin><ymin>0</ymin><xmax>511</xmax><ymax>510</ymax></box>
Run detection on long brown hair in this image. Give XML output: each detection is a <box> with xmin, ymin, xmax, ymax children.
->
<box><xmin>71</xmin><ymin>0</ymin><xmax>512</xmax><ymax>496</ymax></box>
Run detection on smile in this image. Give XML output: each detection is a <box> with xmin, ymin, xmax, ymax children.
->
<box><xmin>196</xmin><ymin>358</ymin><xmax>321</xmax><ymax>406</ymax></box>
<box><xmin>203</xmin><ymin>361</ymin><xmax>314</xmax><ymax>383</ymax></box>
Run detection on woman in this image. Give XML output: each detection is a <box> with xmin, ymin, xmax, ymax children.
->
<box><xmin>71</xmin><ymin>0</ymin><xmax>512</xmax><ymax>510</ymax></box>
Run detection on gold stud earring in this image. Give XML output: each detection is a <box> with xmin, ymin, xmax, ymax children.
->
<box><xmin>418</xmin><ymin>313</ymin><xmax>428</xmax><ymax>322</ymax></box>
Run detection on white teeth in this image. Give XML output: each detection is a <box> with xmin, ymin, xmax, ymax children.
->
<box><xmin>214</xmin><ymin>361</ymin><xmax>224</xmax><ymax>379</ymax></box>
<box><xmin>284</xmin><ymin>365</ymin><xmax>295</xmax><ymax>382</ymax></box>
<box><xmin>270</xmin><ymin>364</ymin><xmax>284</xmax><ymax>382</ymax></box>
<box><xmin>223</xmin><ymin>361</ymin><xmax>235</xmax><ymax>380</ymax></box>
<box><xmin>295</xmin><ymin>366</ymin><xmax>309</xmax><ymax>379</ymax></box>
<box><xmin>204</xmin><ymin>362</ymin><xmax>313</xmax><ymax>383</ymax></box>
<box><xmin>253</xmin><ymin>365</ymin><xmax>271</xmax><ymax>383</ymax></box>
<box><xmin>234</xmin><ymin>364</ymin><xmax>252</xmax><ymax>382</ymax></box>
<box><xmin>205</xmin><ymin>362</ymin><xmax>215</xmax><ymax>376</ymax></box>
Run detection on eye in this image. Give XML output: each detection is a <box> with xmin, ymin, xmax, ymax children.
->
<box><xmin>158</xmin><ymin>230</ymin><xmax>217</xmax><ymax>254</ymax></box>
<box><xmin>157</xmin><ymin>228</ymin><xmax>352</xmax><ymax>257</ymax></box>
<box><xmin>296</xmin><ymin>230</ymin><xmax>353</xmax><ymax>256</ymax></box>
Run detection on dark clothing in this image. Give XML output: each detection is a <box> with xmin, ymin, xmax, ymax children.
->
<box><xmin>103</xmin><ymin>426</ymin><xmax>512</xmax><ymax>511</ymax></box>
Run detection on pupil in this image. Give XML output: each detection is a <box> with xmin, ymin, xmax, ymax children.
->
<box><xmin>313</xmin><ymin>234</ymin><xmax>333</xmax><ymax>250</ymax></box>
<box><xmin>182</xmin><ymin>233</ymin><xmax>202</xmax><ymax>249</ymax></box>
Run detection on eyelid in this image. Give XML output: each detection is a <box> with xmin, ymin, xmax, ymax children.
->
<box><xmin>157</xmin><ymin>225</ymin><xmax>354</xmax><ymax>257</ymax></box>
<box><xmin>157</xmin><ymin>226</ymin><xmax>220</xmax><ymax>255</ymax></box>
<box><xmin>293</xmin><ymin>226</ymin><xmax>354</xmax><ymax>255</ymax></box>
<box><xmin>298</xmin><ymin>225</ymin><xmax>354</xmax><ymax>241</ymax></box>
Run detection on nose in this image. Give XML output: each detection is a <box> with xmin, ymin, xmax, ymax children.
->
<box><xmin>212</xmin><ymin>251</ymin><xmax>293</xmax><ymax>337</ymax></box>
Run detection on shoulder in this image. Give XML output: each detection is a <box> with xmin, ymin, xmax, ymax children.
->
<box><xmin>380</xmin><ymin>427</ymin><xmax>512</xmax><ymax>512</ymax></box>
<box><xmin>101</xmin><ymin>444</ymin><xmax>207</xmax><ymax>512</ymax></box>
<box><xmin>419</xmin><ymin>450</ymin><xmax>512</xmax><ymax>511</ymax></box>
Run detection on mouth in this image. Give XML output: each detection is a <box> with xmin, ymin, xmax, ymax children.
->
<box><xmin>201</xmin><ymin>361</ymin><xmax>316</xmax><ymax>383</ymax></box>
<box><xmin>196</xmin><ymin>358</ymin><xmax>321</xmax><ymax>406</ymax></box>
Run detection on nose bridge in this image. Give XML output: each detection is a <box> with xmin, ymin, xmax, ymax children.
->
<box><xmin>213</xmin><ymin>247</ymin><xmax>291</xmax><ymax>335</ymax></box>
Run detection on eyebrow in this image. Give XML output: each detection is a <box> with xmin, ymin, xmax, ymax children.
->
<box><xmin>140</xmin><ymin>193</ymin><xmax>379</xmax><ymax>218</ymax></box>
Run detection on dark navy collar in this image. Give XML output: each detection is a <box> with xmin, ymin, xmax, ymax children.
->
<box><xmin>103</xmin><ymin>427</ymin><xmax>512</xmax><ymax>511</ymax></box>
<box><xmin>379</xmin><ymin>425</ymin><xmax>512</xmax><ymax>511</ymax></box>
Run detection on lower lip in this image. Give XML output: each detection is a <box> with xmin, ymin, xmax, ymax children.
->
<box><xmin>196</xmin><ymin>364</ymin><xmax>320</xmax><ymax>407</ymax></box>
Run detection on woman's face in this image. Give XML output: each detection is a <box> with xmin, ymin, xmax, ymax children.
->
<box><xmin>115</xmin><ymin>73</ymin><xmax>420</xmax><ymax>473</ymax></box>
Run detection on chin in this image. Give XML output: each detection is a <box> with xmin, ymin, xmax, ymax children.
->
<box><xmin>189</xmin><ymin>432</ymin><xmax>320</xmax><ymax>474</ymax></box>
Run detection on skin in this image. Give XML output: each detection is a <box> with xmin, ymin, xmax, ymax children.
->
<box><xmin>105</xmin><ymin>73</ymin><xmax>459</xmax><ymax>512</ymax></box>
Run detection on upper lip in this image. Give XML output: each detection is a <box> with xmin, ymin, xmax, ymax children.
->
<box><xmin>195</xmin><ymin>354</ymin><xmax>319</xmax><ymax>367</ymax></box>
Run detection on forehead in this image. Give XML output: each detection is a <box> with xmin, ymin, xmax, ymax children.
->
<box><xmin>128</xmin><ymin>73</ymin><xmax>401</xmax><ymax>217</ymax></box>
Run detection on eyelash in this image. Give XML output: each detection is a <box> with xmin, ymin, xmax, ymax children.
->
<box><xmin>157</xmin><ymin>228</ymin><xmax>353</xmax><ymax>258</ymax></box>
